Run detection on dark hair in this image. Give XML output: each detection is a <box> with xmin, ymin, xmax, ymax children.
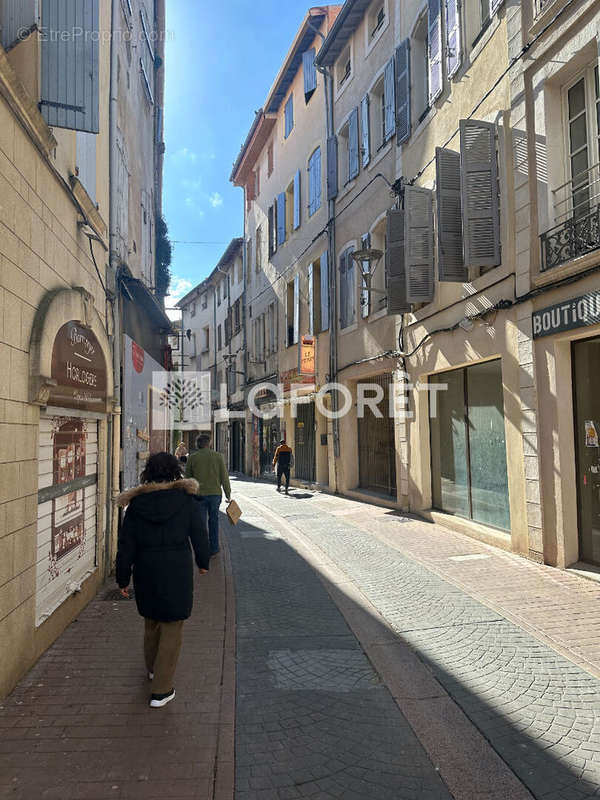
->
<box><xmin>196</xmin><ymin>433</ymin><xmax>211</xmax><ymax>449</ymax></box>
<box><xmin>140</xmin><ymin>452</ymin><xmax>183</xmax><ymax>484</ymax></box>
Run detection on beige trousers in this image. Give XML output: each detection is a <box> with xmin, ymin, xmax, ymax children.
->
<box><xmin>144</xmin><ymin>618</ymin><xmax>184</xmax><ymax>695</ymax></box>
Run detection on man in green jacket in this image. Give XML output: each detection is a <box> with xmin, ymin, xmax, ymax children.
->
<box><xmin>185</xmin><ymin>433</ymin><xmax>231</xmax><ymax>555</ymax></box>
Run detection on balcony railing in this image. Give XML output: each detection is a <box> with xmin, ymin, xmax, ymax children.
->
<box><xmin>540</xmin><ymin>161</ymin><xmax>600</xmax><ymax>271</ymax></box>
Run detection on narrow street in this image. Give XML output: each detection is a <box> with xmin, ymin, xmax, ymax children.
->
<box><xmin>2</xmin><ymin>477</ymin><xmax>600</xmax><ymax>800</ymax></box>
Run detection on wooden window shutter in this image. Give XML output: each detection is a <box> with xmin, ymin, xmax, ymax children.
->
<box><xmin>445</xmin><ymin>0</ymin><xmax>462</xmax><ymax>79</ymax></box>
<box><xmin>436</xmin><ymin>147</ymin><xmax>467</xmax><ymax>281</ymax></box>
<box><xmin>404</xmin><ymin>186</ymin><xmax>434</xmax><ymax>304</ymax></box>
<box><xmin>320</xmin><ymin>251</ymin><xmax>329</xmax><ymax>331</ymax></box>
<box><xmin>41</xmin><ymin>0</ymin><xmax>100</xmax><ymax>133</ymax></box>
<box><xmin>361</xmin><ymin>95</ymin><xmax>371</xmax><ymax>167</ymax></box>
<box><xmin>383</xmin><ymin>58</ymin><xmax>396</xmax><ymax>142</ymax></box>
<box><xmin>303</xmin><ymin>48</ymin><xmax>317</xmax><ymax>100</ymax></box>
<box><xmin>327</xmin><ymin>136</ymin><xmax>338</xmax><ymax>200</ymax></box>
<box><xmin>308</xmin><ymin>263</ymin><xmax>314</xmax><ymax>335</ymax></box>
<box><xmin>428</xmin><ymin>0</ymin><xmax>443</xmax><ymax>105</ymax></box>
<box><xmin>293</xmin><ymin>274</ymin><xmax>300</xmax><ymax>345</ymax></box>
<box><xmin>277</xmin><ymin>192</ymin><xmax>286</xmax><ymax>246</ymax></box>
<box><xmin>294</xmin><ymin>170</ymin><xmax>301</xmax><ymax>230</ymax></box>
<box><xmin>348</xmin><ymin>107</ymin><xmax>360</xmax><ymax>181</ymax></box>
<box><xmin>360</xmin><ymin>233</ymin><xmax>371</xmax><ymax>318</ymax></box>
<box><xmin>385</xmin><ymin>209</ymin><xmax>410</xmax><ymax>314</ymax></box>
<box><xmin>459</xmin><ymin>119</ymin><xmax>500</xmax><ymax>268</ymax></box>
<box><xmin>395</xmin><ymin>40</ymin><xmax>411</xmax><ymax>145</ymax></box>
<box><xmin>284</xmin><ymin>95</ymin><xmax>294</xmax><ymax>138</ymax></box>
<box><xmin>1</xmin><ymin>0</ymin><xmax>36</xmax><ymax>50</ymax></box>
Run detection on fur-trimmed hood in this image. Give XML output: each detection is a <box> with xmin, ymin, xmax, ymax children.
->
<box><xmin>115</xmin><ymin>478</ymin><xmax>199</xmax><ymax>508</ymax></box>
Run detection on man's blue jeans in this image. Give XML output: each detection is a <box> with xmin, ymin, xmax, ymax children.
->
<box><xmin>197</xmin><ymin>495</ymin><xmax>221</xmax><ymax>553</ymax></box>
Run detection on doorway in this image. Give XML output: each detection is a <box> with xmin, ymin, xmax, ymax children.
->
<box><xmin>295</xmin><ymin>402</ymin><xmax>316</xmax><ymax>482</ymax></box>
<box><xmin>358</xmin><ymin>373</ymin><xmax>397</xmax><ymax>497</ymax></box>
<box><xmin>573</xmin><ymin>336</ymin><xmax>600</xmax><ymax>565</ymax></box>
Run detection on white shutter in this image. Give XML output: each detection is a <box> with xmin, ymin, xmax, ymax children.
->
<box><xmin>76</xmin><ymin>132</ymin><xmax>97</xmax><ymax>203</ymax></box>
<box><xmin>293</xmin><ymin>274</ymin><xmax>300</xmax><ymax>345</ymax></box>
<box><xmin>428</xmin><ymin>0</ymin><xmax>443</xmax><ymax>105</ymax></box>
<box><xmin>360</xmin><ymin>233</ymin><xmax>370</xmax><ymax>318</ymax></box>
<box><xmin>385</xmin><ymin>209</ymin><xmax>410</xmax><ymax>314</ymax></box>
<box><xmin>320</xmin><ymin>251</ymin><xmax>329</xmax><ymax>331</ymax></box>
<box><xmin>383</xmin><ymin>58</ymin><xmax>396</xmax><ymax>142</ymax></box>
<box><xmin>339</xmin><ymin>251</ymin><xmax>347</xmax><ymax>328</ymax></box>
<box><xmin>445</xmin><ymin>0</ymin><xmax>462</xmax><ymax>79</ymax></box>
<box><xmin>348</xmin><ymin>107</ymin><xmax>360</xmax><ymax>180</ymax></box>
<box><xmin>436</xmin><ymin>147</ymin><xmax>466</xmax><ymax>281</ymax></box>
<box><xmin>361</xmin><ymin>95</ymin><xmax>371</xmax><ymax>167</ymax></box>
<box><xmin>41</xmin><ymin>0</ymin><xmax>100</xmax><ymax>133</ymax></box>
<box><xmin>395</xmin><ymin>40</ymin><xmax>411</xmax><ymax>145</ymax></box>
<box><xmin>404</xmin><ymin>186</ymin><xmax>434</xmax><ymax>304</ymax></box>
<box><xmin>460</xmin><ymin>119</ymin><xmax>500</xmax><ymax>268</ymax></box>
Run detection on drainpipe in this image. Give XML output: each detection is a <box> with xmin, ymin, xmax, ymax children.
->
<box><xmin>242</xmin><ymin>192</ymin><xmax>248</xmax><ymax>473</ymax></box>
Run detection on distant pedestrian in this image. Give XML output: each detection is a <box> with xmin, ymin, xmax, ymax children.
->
<box><xmin>185</xmin><ymin>433</ymin><xmax>232</xmax><ymax>556</ymax></box>
<box><xmin>115</xmin><ymin>452</ymin><xmax>209</xmax><ymax>708</ymax></box>
<box><xmin>175</xmin><ymin>441</ymin><xmax>188</xmax><ymax>464</ymax></box>
<box><xmin>273</xmin><ymin>439</ymin><xmax>293</xmax><ymax>494</ymax></box>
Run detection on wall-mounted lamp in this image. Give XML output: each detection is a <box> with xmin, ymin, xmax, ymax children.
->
<box><xmin>350</xmin><ymin>247</ymin><xmax>385</xmax><ymax>294</ymax></box>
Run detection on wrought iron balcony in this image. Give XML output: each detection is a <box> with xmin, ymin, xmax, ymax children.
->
<box><xmin>541</xmin><ymin>162</ymin><xmax>600</xmax><ymax>271</ymax></box>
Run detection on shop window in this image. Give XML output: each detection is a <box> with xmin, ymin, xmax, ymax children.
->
<box><xmin>430</xmin><ymin>359</ymin><xmax>510</xmax><ymax>530</ymax></box>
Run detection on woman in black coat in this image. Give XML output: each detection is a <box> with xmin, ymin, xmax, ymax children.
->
<box><xmin>115</xmin><ymin>452</ymin><xmax>209</xmax><ymax>708</ymax></box>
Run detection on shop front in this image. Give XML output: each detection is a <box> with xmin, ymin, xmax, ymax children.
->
<box><xmin>358</xmin><ymin>373</ymin><xmax>396</xmax><ymax>498</ymax></box>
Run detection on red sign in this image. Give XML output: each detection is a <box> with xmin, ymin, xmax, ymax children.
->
<box><xmin>132</xmin><ymin>340</ymin><xmax>145</xmax><ymax>373</ymax></box>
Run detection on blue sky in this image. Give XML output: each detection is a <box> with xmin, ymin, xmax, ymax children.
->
<box><xmin>163</xmin><ymin>0</ymin><xmax>319</xmax><ymax>313</ymax></box>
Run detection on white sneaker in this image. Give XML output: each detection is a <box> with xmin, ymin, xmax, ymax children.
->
<box><xmin>150</xmin><ymin>688</ymin><xmax>175</xmax><ymax>708</ymax></box>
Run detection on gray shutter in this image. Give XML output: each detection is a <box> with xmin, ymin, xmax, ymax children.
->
<box><xmin>327</xmin><ymin>136</ymin><xmax>338</xmax><ymax>200</ymax></box>
<box><xmin>490</xmin><ymin>0</ymin><xmax>503</xmax><ymax>13</ymax></box>
<box><xmin>385</xmin><ymin>209</ymin><xmax>410</xmax><ymax>314</ymax></box>
<box><xmin>361</xmin><ymin>95</ymin><xmax>370</xmax><ymax>167</ymax></box>
<box><xmin>303</xmin><ymin>48</ymin><xmax>317</xmax><ymax>99</ymax></box>
<box><xmin>41</xmin><ymin>0</ymin><xmax>100</xmax><ymax>133</ymax></box>
<box><xmin>277</xmin><ymin>191</ymin><xmax>286</xmax><ymax>246</ymax></box>
<box><xmin>308</xmin><ymin>263</ymin><xmax>314</xmax><ymax>335</ymax></box>
<box><xmin>339</xmin><ymin>251</ymin><xmax>347</xmax><ymax>329</ymax></box>
<box><xmin>0</xmin><ymin>0</ymin><xmax>37</xmax><ymax>50</ymax></box>
<box><xmin>460</xmin><ymin>119</ymin><xmax>500</xmax><ymax>267</ymax></box>
<box><xmin>405</xmin><ymin>186</ymin><xmax>434</xmax><ymax>303</ymax></box>
<box><xmin>436</xmin><ymin>147</ymin><xmax>467</xmax><ymax>281</ymax></box>
<box><xmin>315</xmin><ymin>147</ymin><xmax>321</xmax><ymax>210</ymax></box>
<box><xmin>320</xmin><ymin>251</ymin><xmax>329</xmax><ymax>331</ymax></box>
<box><xmin>268</xmin><ymin>205</ymin><xmax>274</xmax><ymax>256</ymax></box>
<box><xmin>428</xmin><ymin>0</ymin><xmax>443</xmax><ymax>105</ymax></box>
<box><xmin>348</xmin><ymin>107</ymin><xmax>360</xmax><ymax>181</ymax></box>
<box><xmin>360</xmin><ymin>233</ymin><xmax>371</xmax><ymax>318</ymax></box>
<box><xmin>293</xmin><ymin>274</ymin><xmax>300</xmax><ymax>345</ymax></box>
<box><xmin>395</xmin><ymin>40</ymin><xmax>411</xmax><ymax>145</ymax></box>
<box><xmin>76</xmin><ymin>131</ymin><xmax>97</xmax><ymax>202</ymax></box>
<box><xmin>383</xmin><ymin>58</ymin><xmax>396</xmax><ymax>141</ymax></box>
<box><xmin>445</xmin><ymin>0</ymin><xmax>462</xmax><ymax>78</ymax></box>
<box><xmin>294</xmin><ymin>170</ymin><xmax>301</xmax><ymax>230</ymax></box>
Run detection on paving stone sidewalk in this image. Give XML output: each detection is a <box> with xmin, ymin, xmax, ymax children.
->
<box><xmin>235</xmin><ymin>478</ymin><xmax>600</xmax><ymax>800</ymax></box>
<box><xmin>0</xmin><ymin>551</ymin><xmax>235</xmax><ymax>800</ymax></box>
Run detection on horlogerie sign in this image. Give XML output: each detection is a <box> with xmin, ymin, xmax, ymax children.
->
<box><xmin>532</xmin><ymin>290</ymin><xmax>600</xmax><ymax>339</ymax></box>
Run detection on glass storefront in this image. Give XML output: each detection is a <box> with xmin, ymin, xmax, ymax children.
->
<box><xmin>430</xmin><ymin>360</ymin><xmax>510</xmax><ymax>531</ymax></box>
<box><xmin>573</xmin><ymin>337</ymin><xmax>600</xmax><ymax>565</ymax></box>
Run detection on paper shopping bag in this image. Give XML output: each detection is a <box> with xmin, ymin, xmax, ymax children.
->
<box><xmin>226</xmin><ymin>499</ymin><xmax>242</xmax><ymax>526</ymax></box>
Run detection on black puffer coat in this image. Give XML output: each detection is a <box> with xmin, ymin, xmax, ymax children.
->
<box><xmin>115</xmin><ymin>479</ymin><xmax>209</xmax><ymax>622</ymax></box>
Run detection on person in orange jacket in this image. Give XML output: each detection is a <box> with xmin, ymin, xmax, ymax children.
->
<box><xmin>272</xmin><ymin>439</ymin><xmax>293</xmax><ymax>494</ymax></box>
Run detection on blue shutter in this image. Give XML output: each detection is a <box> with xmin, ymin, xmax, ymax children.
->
<box><xmin>0</xmin><ymin>0</ymin><xmax>36</xmax><ymax>50</ymax></box>
<box><xmin>308</xmin><ymin>263</ymin><xmax>314</xmax><ymax>335</ymax></box>
<box><xmin>327</xmin><ymin>136</ymin><xmax>338</xmax><ymax>200</ymax></box>
<box><xmin>395</xmin><ymin>40</ymin><xmax>411</xmax><ymax>145</ymax></box>
<box><xmin>314</xmin><ymin>147</ymin><xmax>321</xmax><ymax>211</ymax></box>
<box><xmin>285</xmin><ymin>95</ymin><xmax>294</xmax><ymax>138</ymax></box>
<box><xmin>361</xmin><ymin>95</ymin><xmax>370</xmax><ymax>167</ymax></box>
<box><xmin>320</xmin><ymin>251</ymin><xmax>329</xmax><ymax>331</ymax></box>
<box><xmin>383</xmin><ymin>59</ymin><xmax>396</xmax><ymax>141</ymax></box>
<box><xmin>308</xmin><ymin>150</ymin><xmax>321</xmax><ymax>216</ymax></box>
<box><xmin>293</xmin><ymin>274</ymin><xmax>300</xmax><ymax>345</ymax></box>
<box><xmin>277</xmin><ymin>192</ymin><xmax>286</xmax><ymax>246</ymax></box>
<box><xmin>294</xmin><ymin>170</ymin><xmax>301</xmax><ymax>230</ymax></box>
<box><xmin>41</xmin><ymin>0</ymin><xmax>100</xmax><ymax>133</ymax></box>
<box><xmin>445</xmin><ymin>0</ymin><xmax>462</xmax><ymax>78</ymax></box>
<box><xmin>428</xmin><ymin>0</ymin><xmax>443</xmax><ymax>105</ymax></box>
<box><xmin>348</xmin><ymin>107</ymin><xmax>360</xmax><ymax>180</ymax></box>
<box><xmin>303</xmin><ymin>48</ymin><xmax>317</xmax><ymax>100</ymax></box>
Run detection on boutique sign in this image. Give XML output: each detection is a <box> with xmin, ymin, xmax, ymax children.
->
<box><xmin>532</xmin><ymin>291</ymin><xmax>600</xmax><ymax>339</ymax></box>
<box><xmin>49</xmin><ymin>322</ymin><xmax>108</xmax><ymax>411</ymax></box>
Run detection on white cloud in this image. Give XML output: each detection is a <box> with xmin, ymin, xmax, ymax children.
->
<box><xmin>209</xmin><ymin>191</ymin><xmax>223</xmax><ymax>208</ymax></box>
<box><xmin>171</xmin><ymin>147</ymin><xmax>198</xmax><ymax>164</ymax></box>
<box><xmin>165</xmin><ymin>275</ymin><xmax>194</xmax><ymax>320</ymax></box>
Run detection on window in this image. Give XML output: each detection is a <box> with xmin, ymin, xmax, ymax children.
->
<box><xmin>308</xmin><ymin>147</ymin><xmax>322</xmax><ymax>216</ymax></box>
<box><xmin>234</xmin><ymin>299</ymin><xmax>241</xmax><ymax>333</ymax></box>
<box><xmin>255</xmin><ymin>166</ymin><xmax>261</xmax><ymax>198</ymax></box>
<box><xmin>268</xmin><ymin>204</ymin><xmax>277</xmax><ymax>257</ymax></box>
<box><xmin>430</xmin><ymin>360</ymin><xmax>510</xmax><ymax>531</ymax></box>
<box><xmin>268</xmin><ymin>302</ymin><xmax>277</xmax><ymax>353</ymax></box>
<box><xmin>217</xmin><ymin>324</ymin><xmax>222</xmax><ymax>352</ymax></box>
<box><xmin>371</xmin><ymin>77</ymin><xmax>387</xmax><ymax>151</ymax></box>
<box><xmin>370</xmin><ymin>5</ymin><xmax>385</xmax><ymax>38</ymax></box>
<box><xmin>564</xmin><ymin>69</ymin><xmax>600</xmax><ymax>221</ymax></box>
<box><xmin>365</xmin><ymin>219</ymin><xmax>387</xmax><ymax>315</ymax></box>
<box><xmin>202</xmin><ymin>327</ymin><xmax>210</xmax><ymax>353</ymax></box>
<box><xmin>286</xmin><ymin>276</ymin><xmax>299</xmax><ymax>346</ymax></box>
<box><xmin>267</xmin><ymin>141</ymin><xmax>274</xmax><ymax>176</ymax></box>
<box><xmin>412</xmin><ymin>14</ymin><xmax>429</xmax><ymax>125</ymax></box>
<box><xmin>201</xmin><ymin>293</ymin><xmax>207</xmax><ymax>310</ymax></box>
<box><xmin>336</xmin><ymin>45</ymin><xmax>352</xmax><ymax>90</ymax></box>
<box><xmin>285</xmin><ymin>180</ymin><xmax>295</xmax><ymax>236</ymax></box>
<box><xmin>308</xmin><ymin>253</ymin><xmax>329</xmax><ymax>334</ymax></box>
<box><xmin>190</xmin><ymin>301</ymin><xmax>196</xmax><ymax>318</ymax></box>
<box><xmin>339</xmin><ymin>113</ymin><xmax>360</xmax><ymax>185</ymax></box>
<box><xmin>139</xmin><ymin>6</ymin><xmax>155</xmax><ymax>105</ymax></box>
<box><xmin>255</xmin><ymin>226</ymin><xmax>263</xmax><ymax>273</ymax></box>
<box><xmin>223</xmin><ymin>278</ymin><xmax>228</xmax><ymax>299</ymax></box>
<box><xmin>76</xmin><ymin>132</ymin><xmax>97</xmax><ymax>202</ymax></box>
<box><xmin>303</xmin><ymin>48</ymin><xmax>317</xmax><ymax>102</ymax></box>
<box><xmin>339</xmin><ymin>247</ymin><xmax>356</xmax><ymax>329</ymax></box>
<box><xmin>216</xmin><ymin>283</ymin><xmax>221</xmax><ymax>306</ymax></box>
<box><xmin>284</xmin><ymin>94</ymin><xmax>294</xmax><ymax>138</ymax></box>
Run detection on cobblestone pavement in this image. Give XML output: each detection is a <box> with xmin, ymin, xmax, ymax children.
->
<box><xmin>229</xmin><ymin>505</ymin><xmax>452</xmax><ymax>800</ymax></box>
<box><xmin>233</xmin><ymin>478</ymin><xmax>600</xmax><ymax>800</ymax></box>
